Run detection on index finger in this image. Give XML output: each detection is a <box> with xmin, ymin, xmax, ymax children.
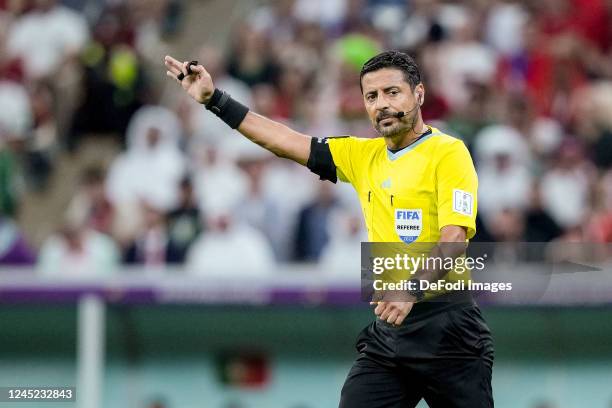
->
<box><xmin>164</xmin><ymin>55</ymin><xmax>183</xmax><ymax>71</ymax></box>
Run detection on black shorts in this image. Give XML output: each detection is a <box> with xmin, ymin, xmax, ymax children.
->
<box><xmin>339</xmin><ymin>297</ymin><xmax>494</xmax><ymax>408</ymax></box>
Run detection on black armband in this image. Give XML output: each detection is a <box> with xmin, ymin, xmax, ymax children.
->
<box><xmin>205</xmin><ymin>88</ymin><xmax>249</xmax><ymax>129</ymax></box>
<box><xmin>306</xmin><ymin>137</ymin><xmax>337</xmax><ymax>183</ymax></box>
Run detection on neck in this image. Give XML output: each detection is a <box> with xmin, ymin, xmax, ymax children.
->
<box><xmin>384</xmin><ymin>118</ymin><xmax>428</xmax><ymax>150</ymax></box>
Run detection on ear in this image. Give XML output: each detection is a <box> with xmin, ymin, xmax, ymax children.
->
<box><xmin>415</xmin><ymin>84</ymin><xmax>425</xmax><ymax>106</ymax></box>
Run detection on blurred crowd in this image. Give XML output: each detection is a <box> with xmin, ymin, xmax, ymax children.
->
<box><xmin>0</xmin><ymin>0</ymin><xmax>612</xmax><ymax>275</ymax></box>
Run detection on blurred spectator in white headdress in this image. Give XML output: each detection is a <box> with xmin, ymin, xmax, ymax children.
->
<box><xmin>106</xmin><ymin>105</ymin><xmax>186</xmax><ymax>242</ymax></box>
<box><xmin>37</xmin><ymin>210</ymin><xmax>119</xmax><ymax>276</ymax></box>
<box><xmin>186</xmin><ymin>137</ymin><xmax>275</xmax><ymax>275</ymax></box>
<box><xmin>189</xmin><ymin>138</ymin><xmax>249</xmax><ymax>220</ymax></box>
<box><xmin>474</xmin><ymin>124</ymin><xmax>533</xmax><ymax>225</ymax></box>
<box><xmin>484</xmin><ymin>1</ymin><xmax>528</xmax><ymax>57</ymax></box>
<box><xmin>319</xmin><ymin>208</ymin><xmax>366</xmax><ymax>275</ymax></box>
<box><xmin>473</xmin><ymin>119</ymin><xmax>532</xmax><ymax>166</ymax></box>
<box><xmin>425</xmin><ymin>5</ymin><xmax>497</xmax><ymax>110</ymax></box>
<box><xmin>540</xmin><ymin>138</ymin><xmax>596</xmax><ymax>229</ymax></box>
<box><xmin>0</xmin><ymin>80</ymin><xmax>31</xmax><ymax>138</ymax></box>
<box><xmin>6</xmin><ymin>0</ymin><xmax>89</xmax><ymax>80</ymax></box>
<box><xmin>186</xmin><ymin>207</ymin><xmax>275</xmax><ymax>278</ymax></box>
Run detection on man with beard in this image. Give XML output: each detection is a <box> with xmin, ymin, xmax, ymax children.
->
<box><xmin>164</xmin><ymin>50</ymin><xmax>494</xmax><ymax>407</ymax></box>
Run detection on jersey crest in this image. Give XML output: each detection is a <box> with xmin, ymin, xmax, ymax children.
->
<box><xmin>395</xmin><ymin>209</ymin><xmax>422</xmax><ymax>243</ymax></box>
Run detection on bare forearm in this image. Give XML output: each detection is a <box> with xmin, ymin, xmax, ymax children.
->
<box><xmin>414</xmin><ymin>226</ymin><xmax>468</xmax><ymax>283</ymax></box>
<box><xmin>237</xmin><ymin>111</ymin><xmax>312</xmax><ymax>165</ymax></box>
<box><xmin>163</xmin><ymin>56</ymin><xmax>312</xmax><ymax>166</ymax></box>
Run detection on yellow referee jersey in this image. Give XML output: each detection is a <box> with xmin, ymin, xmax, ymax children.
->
<box><xmin>325</xmin><ymin>126</ymin><xmax>478</xmax><ymax>294</ymax></box>
<box><xmin>327</xmin><ymin>126</ymin><xmax>478</xmax><ymax>244</ymax></box>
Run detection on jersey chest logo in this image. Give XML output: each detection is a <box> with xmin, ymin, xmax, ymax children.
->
<box><xmin>395</xmin><ymin>209</ymin><xmax>422</xmax><ymax>244</ymax></box>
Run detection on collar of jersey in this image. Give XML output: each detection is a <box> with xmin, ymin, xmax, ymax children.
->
<box><xmin>386</xmin><ymin>126</ymin><xmax>439</xmax><ymax>161</ymax></box>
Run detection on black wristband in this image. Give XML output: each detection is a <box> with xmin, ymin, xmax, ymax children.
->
<box><xmin>205</xmin><ymin>88</ymin><xmax>249</xmax><ymax>129</ymax></box>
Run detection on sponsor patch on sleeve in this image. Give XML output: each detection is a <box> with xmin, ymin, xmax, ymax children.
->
<box><xmin>453</xmin><ymin>189</ymin><xmax>473</xmax><ymax>216</ymax></box>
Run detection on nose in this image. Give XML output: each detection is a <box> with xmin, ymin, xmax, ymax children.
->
<box><xmin>374</xmin><ymin>94</ymin><xmax>390</xmax><ymax>112</ymax></box>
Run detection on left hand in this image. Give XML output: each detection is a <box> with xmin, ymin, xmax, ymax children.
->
<box><xmin>370</xmin><ymin>301</ymin><xmax>414</xmax><ymax>326</ymax></box>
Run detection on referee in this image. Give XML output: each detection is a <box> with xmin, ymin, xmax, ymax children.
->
<box><xmin>164</xmin><ymin>50</ymin><xmax>494</xmax><ymax>407</ymax></box>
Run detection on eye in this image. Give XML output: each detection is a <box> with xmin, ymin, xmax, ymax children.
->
<box><xmin>389</xmin><ymin>90</ymin><xmax>399</xmax><ymax>96</ymax></box>
<box><xmin>366</xmin><ymin>93</ymin><xmax>376</xmax><ymax>102</ymax></box>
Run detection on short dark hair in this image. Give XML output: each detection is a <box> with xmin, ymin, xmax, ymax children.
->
<box><xmin>359</xmin><ymin>51</ymin><xmax>421</xmax><ymax>92</ymax></box>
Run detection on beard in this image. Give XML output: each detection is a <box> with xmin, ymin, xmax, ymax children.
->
<box><xmin>375</xmin><ymin>119</ymin><xmax>410</xmax><ymax>138</ymax></box>
<box><xmin>374</xmin><ymin>109</ymin><xmax>417</xmax><ymax>138</ymax></box>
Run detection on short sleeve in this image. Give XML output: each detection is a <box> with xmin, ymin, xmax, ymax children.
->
<box><xmin>326</xmin><ymin>136</ymin><xmax>357</xmax><ymax>184</ymax></box>
<box><xmin>436</xmin><ymin>141</ymin><xmax>478</xmax><ymax>239</ymax></box>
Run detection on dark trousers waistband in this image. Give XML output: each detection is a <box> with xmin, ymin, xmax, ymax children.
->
<box><xmin>404</xmin><ymin>290</ymin><xmax>475</xmax><ymax>321</ymax></box>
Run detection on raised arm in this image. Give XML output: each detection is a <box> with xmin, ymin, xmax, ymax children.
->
<box><xmin>164</xmin><ymin>56</ymin><xmax>311</xmax><ymax>165</ymax></box>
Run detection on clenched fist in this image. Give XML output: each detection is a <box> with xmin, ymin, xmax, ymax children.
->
<box><xmin>164</xmin><ymin>55</ymin><xmax>214</xmax><ymax>104</ymax></box>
